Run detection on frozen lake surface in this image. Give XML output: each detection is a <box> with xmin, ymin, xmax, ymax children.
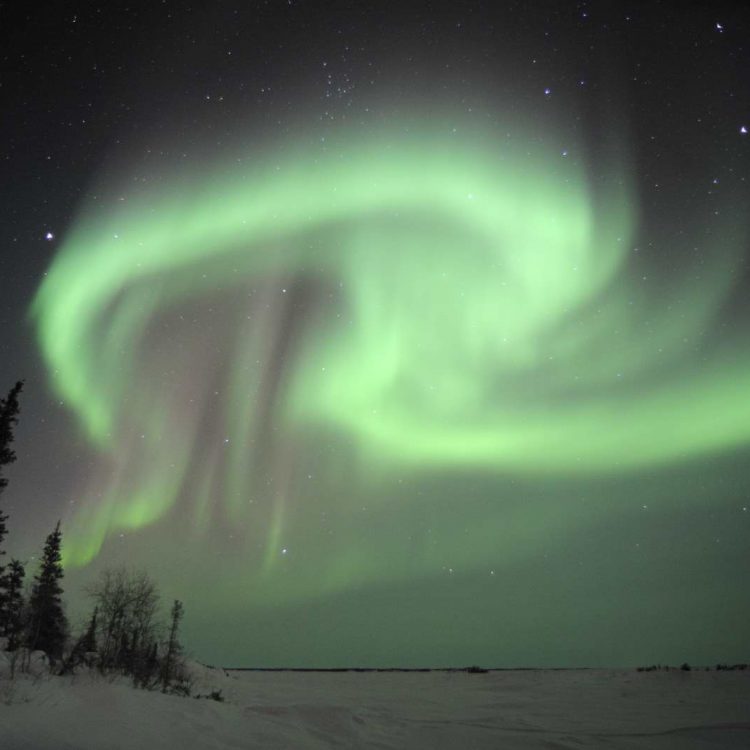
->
<box><xmin>2</xmin><ymin>665</ymin><xmax>749</xmax><ymax>748</ymax></box>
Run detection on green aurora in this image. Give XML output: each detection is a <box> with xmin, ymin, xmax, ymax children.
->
<box><xmin>30</xmin><ymin>121</ymin><xmax>749</xmax><ymax>609</ymax></box>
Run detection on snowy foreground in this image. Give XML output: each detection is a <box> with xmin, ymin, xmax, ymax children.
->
<box><xmin>1</xmin><ymin>662</ymin><xmax>749</xmax><ymax>749</ymax></box>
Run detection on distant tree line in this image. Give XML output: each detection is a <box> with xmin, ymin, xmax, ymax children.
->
<box><xmin>0</xmin><ymin>382</ymin><xmax>188</xmax><ymax>693</ymax></box>
<box><xmin>637</xmin><ymin>663</ymin><xmax>748</xmax><ymax>672</ymax></box>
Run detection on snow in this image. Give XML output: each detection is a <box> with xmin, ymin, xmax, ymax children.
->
<box><xmin>1</xmin><ymin>663</ymin><xmax>749</xmax><ymax>749</ymax></box>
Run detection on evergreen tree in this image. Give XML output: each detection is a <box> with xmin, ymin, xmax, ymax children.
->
<box><xmin>134</xmin><ymin>640</ymin><xmax>159</xmax><ymax>689</ymax></box>
<box><xmin>80</xmin><ymin>606</ymin><xmax>98</xmax><ymax>654</ymax></box>
<box><xmin>0</xmin><ymin>382</ymin><xmax>23</xmax><ymax>626</ymax></box>
<box><xmin>27</xmin><ymin>521</ymin><xmax>68</xmax><ymax>661</ymax></box>
<box><xmin>0</xmin><ymin>380</ymin><xmax>23</xmax><ymax>500</ymax></box>
<box><xmin>0</xmin><ymin>508</ymin><xmax>5</xmax><ymax>585</ymax></box>
<box><xmin>161</xmin><ymin>599</ymin><xmax>184</xmax><ymax>691</ymax></box>
<box><xmin>1</xmin><ymin>558</ymin><xmax>25</xmax><ymax>650</ymax></box>
<box><xmin>63</xmin><ymin>606</ymin><xmax>98</xmax><ymax>673</ymax></box>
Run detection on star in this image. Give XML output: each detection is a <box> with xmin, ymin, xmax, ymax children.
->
<box><xmin>45</xmin><ymin>231</ymin><xmax>54</xmax><ymax>240</ymax></box>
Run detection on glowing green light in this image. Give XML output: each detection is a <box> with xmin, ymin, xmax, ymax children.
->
<box><xmin>31</xmin><ymin>122</ymin><xmax>749</xmax><ymax>574</ymax></box>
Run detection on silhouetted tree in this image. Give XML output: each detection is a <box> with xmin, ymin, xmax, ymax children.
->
<box><xmin>1</xmin><ymin>558</ymin><xmax>25</xmax><ymax>650</ymax></box>
<box><xmin>0</xmin><ymin>381</ymin><xmax>23</xmax><ymax>629</ymax></box>
<box><xmin>27</xmin><ymin>521</ymin><xmax>68</xmax><ymax>661</ymax></box>
<box><xmin>80</xmin><ymin>606</ymin><xmax>98</xmax><ymax>654</ymax></box>
<box><xmin>133</xmin><ymin>640</ymin><xmax>159</xmax><ymax>689</ymax></box>
<box><xmin>62</xmin><ymin>606</ymin><xmax>98</xmax><ymax>673</ymax></box>
<box><xmin>57</xmin><ymin>565</ymin><xmax>190</xmax><ymax>690</ymax></box>
<box><xmin>0</xmin><ymin>380</ymin><xmax>23</xmax><ymax>500</ymax></box>
<box><xmin>88</xmin><ymin>567</ymin><xmax>159</xmax><ymax>677</ymax></box>
<box><xmin>161</xmin><ymin>599</ymin><xmax>184</xmax><ymax>691</ymax></box>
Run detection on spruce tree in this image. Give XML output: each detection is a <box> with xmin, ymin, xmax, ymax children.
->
<box><xmin>2</xmin><ymin>559</ymin><xmax>25</xmax><ymax>650</ymax></box>
<box><xmin>27</xmin><ymin>521</ymin><xmax>68</xmax><ymax>661</ymax></box>
<box><xmin>0</xmin><ymin>381</ymin><xmax>23</xmax><ymax>638</ymax></box>
<box><xmin>161</xmin><ymin>599</ymin><xmax>184</xmax><ymax>691</ymax></box>
<box><xmin>63</xmin><ymin>606</ymin><xmax>98</xmax><ymax>673</ymax></box>
<box><xmin>0</xmin><ymin>380</ymin><xmax>23</xmax><ymax>499</ymax></box>
<box><xmin>0</xmin><ymin>383</ymin><xmax>24</xmax><ymax>548</ymax></box>
<box><xmin>139</xmin><ymin>641</ymin><xmax>159</xmax><ymax>688</ymax></box>
<box><xmin>0</xmin><ymin>507</ymin><xmax>6</xmax><ymax>582</ymax></box>
<box><xmin>80</xmin><ymin>606</ymin><xmax>98</xmax><ymax>653</ymax></box>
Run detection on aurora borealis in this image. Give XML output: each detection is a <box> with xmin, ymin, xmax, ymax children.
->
<box><xmin>2</xmin><ymin>2</ymin><xmax>749</xmax><ymax>667</ymax></box>
<box><xmin>30</xmin><ymin>122</ymin><xmax>750</xmax><ymax>566</ymax></box>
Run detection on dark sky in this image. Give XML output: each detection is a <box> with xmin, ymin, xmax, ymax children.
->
<box><xmin>1</xmin><ymin>1</ymin><xmax>749</xmax><ymax>667</ymax></box>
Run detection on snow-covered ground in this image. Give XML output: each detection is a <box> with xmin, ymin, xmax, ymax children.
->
<box><xmin>1</xmin><ymin>662</ymin><xmax>749</xmax><ymax>749</ymax></box>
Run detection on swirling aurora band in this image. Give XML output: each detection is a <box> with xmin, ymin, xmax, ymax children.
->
<box><xmin>31</xmin><ymin>124</ymin><xmax>750</xmax><ymax>572</ymax></box>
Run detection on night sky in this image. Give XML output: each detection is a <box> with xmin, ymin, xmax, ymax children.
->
<box><xmin>1</xmin><ymin>1</ymin><xmax>749</xmax><ymax>668</ymax></box>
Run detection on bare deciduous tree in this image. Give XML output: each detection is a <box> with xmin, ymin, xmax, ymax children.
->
<box><xmin>87</xmin><ymin>567</ymin><xmax>160</xmax><ymax>684</ymax></box>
